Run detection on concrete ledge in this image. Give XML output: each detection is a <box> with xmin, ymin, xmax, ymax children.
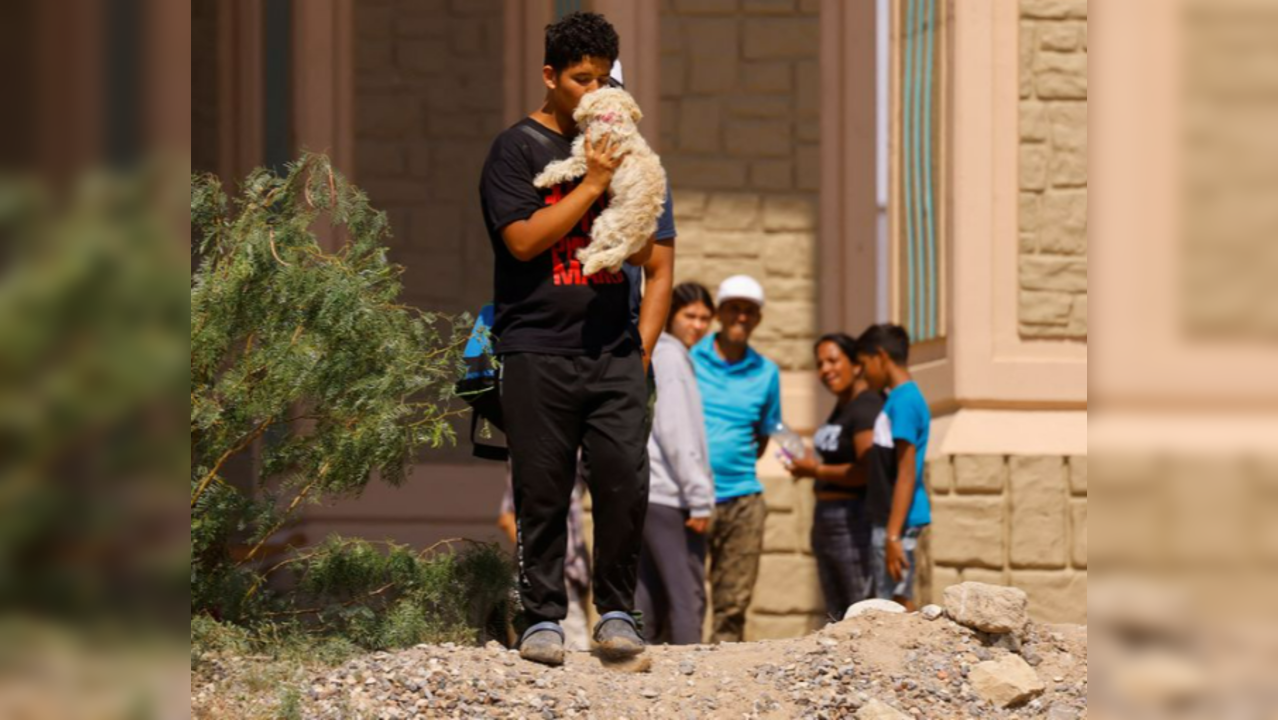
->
<box><xmin>934</xmin><ymin>408</ymin><xmax>1086</xmax><ymax>457</ymax></box>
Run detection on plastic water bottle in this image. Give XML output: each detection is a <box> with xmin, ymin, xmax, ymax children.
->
<box><xmin>770</xmin><ymin>422</ymin><xmax>811</xmax><ymax>463</ymax></box>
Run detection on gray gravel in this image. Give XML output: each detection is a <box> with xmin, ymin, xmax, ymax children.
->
<box><xmin>192</xmin><ymin>612</ymin><xmax>1088</xmax><ymax>719</ymax></box>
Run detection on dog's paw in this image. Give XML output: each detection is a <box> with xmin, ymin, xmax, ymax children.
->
<box><xmin>532</xmin><ymin>173</ymin><xmax>552</xmax><ymax>189</ymax></box>
<box><xmin>583</xmin><ymin>254</ymin><xmax>626</xmax><ymax>277</ymax></box>
<box><xmin>578</xmin><ymin>249</ymin><xmax>608</xmax><ymax>278</ymax></box>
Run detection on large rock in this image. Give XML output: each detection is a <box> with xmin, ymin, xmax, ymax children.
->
<box><xmin>968</xmin><ymin>654</ymin><xmax>1046</xmax><ymax>708</ymax></box>
<box><xmin>857</xmin><ymin>698</ymin><xmax>911</xmax><ymax>719</ymax></box>
<box><xmin>843</xmin><ymin>599</ymin><xmax>906</xmax><ymax>620</ymax></box>
<box><xmin>943</xmin><ymin>582</ymin><xmax>1029</xmax><ymax>635</ymax></box>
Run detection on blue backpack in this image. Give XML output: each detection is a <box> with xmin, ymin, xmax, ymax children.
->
<box><xmin>454</xmin><ymin>304</ymin><xmax>507</xmax><ymax>461</ymax></box>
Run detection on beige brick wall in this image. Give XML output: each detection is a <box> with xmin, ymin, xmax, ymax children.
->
<box><xmin>353</xmin><ymin>0</ymin><xmax>503</xmax><ymax>318</ymax></box>
<box><xmin>751</xmin><ymin>452</ymin><xmax>1091</xmax><ymax>634</ymax></box>
<box><xmin>1018</xmin><ymin>0</ymin><xmax>1087</xmax><ymax>340</ymax></box>
<box><xmin>660</xmin><ymin>0</ymin><xmax>822</xmax><ymax>371</ymax></box>
<box><xmin>922</xmin><ymin>454</ymin><xmax>1088</xmax><ymax>625</ymax></box>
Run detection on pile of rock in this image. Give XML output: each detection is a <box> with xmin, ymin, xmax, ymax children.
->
<box><xmin>192</xmin><ymin>582</ymin><xmax>1087</xmax><ymax>719</ymax></box>
<box><xmin>843</xmin><ymin>582</ymin><xmax>1057</xmax><ymax>711</ymax></box>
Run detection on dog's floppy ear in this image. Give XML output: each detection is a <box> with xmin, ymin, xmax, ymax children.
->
<box><xmin>625</xmin><ymin>94</ymin><xmax>643</xmax><ymax>124</ymax></box>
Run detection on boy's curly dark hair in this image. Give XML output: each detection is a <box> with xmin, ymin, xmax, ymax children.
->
<box><xmin>544</xmin><ymin>12</ymin><xmax>619</xmax><ymax>72</ymax></box>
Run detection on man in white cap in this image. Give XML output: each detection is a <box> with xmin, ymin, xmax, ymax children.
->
<box><xmin>689</xmin><ymin>275</ymin><xmax>782</xmax><ymax>643</ymax></box>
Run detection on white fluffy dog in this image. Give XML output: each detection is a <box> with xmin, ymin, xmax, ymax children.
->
<box><xmin>533</xmin><ymin>88</ymin><xmax>667</xmax><ymax>277</ymax></box>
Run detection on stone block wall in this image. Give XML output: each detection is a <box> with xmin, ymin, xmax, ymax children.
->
<box><xmin>922</xmin><ymin>454</ymin><xmax>1088</xmax><ymax>625</ymax></box>
<box><xmin>660</xmin><ymin>0</ymin><xmax>822</xmax><ymax>371</ymax></box>
<box><xmin>353</xmin><ymin>0</ymin><xmax>504</xmax><ymax>318</ymax></box>
<box><xmin>744</xmin><ymin>462</ymin><xmax>826</xmax><ymax>638</ymax></box>
<box><xmin>1018</xmin><ymin>0</ymin><xmax>1087</xmax><ymax>339</ymax></box>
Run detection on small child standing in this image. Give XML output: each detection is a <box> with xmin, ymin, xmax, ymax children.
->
<box><xmin>855</xmin><ymin>324</ymin><xmax>931</xmax><ymax>610</ymax></box>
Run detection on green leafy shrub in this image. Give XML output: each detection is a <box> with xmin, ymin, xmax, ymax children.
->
<box><xmin>190</xmin><ymin>155</ymin><xmax>510</xmax><ymax>652</ymax></box>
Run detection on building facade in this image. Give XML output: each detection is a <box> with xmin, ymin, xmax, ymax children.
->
<box><xmin>191</xmin><ymin>0</ymin><xmax>1088</xmax><ymax>638</ymax></box>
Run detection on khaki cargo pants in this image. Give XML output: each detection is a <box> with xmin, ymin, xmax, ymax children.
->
<box><xmin>707</xmin><ymin>492</ymin><xmax>766</xmax><ymax>643</ymax></box>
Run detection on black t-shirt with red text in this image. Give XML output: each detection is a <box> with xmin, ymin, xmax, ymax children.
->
<box><xmin>479</xmin><ymin>118</ymin><xmax>636</xmax><ymax>356</ymax></box>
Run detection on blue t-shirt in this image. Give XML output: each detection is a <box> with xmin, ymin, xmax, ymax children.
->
<box><xmin>883</xmin><ymin>380</ymin><xmax>932</xmax><ymax>528</ymax></box>
<box><xmin>690</xmin><ymin>335</ymin><xmax>782</xmax><ymax>501</ymax></box>
<box><xmin>623</xmin><ymin>184</ymin><xmax>676</xmax><ymax>326</ymax></box>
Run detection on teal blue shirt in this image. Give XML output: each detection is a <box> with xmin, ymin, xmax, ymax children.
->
<box><xmin>884</xmin><ymin>380</ymin><xmax>932</xmax><ymax>528</ymax></box>
<box><xmin>690</xmin><ymin>335</ymin><xmax>782</xmax><ymax>501</ymax></box>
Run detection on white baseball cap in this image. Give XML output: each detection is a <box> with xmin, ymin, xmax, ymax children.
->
<box><xmin>716</xmin><ymin>275</ymin><xmax>766</xmax><ymax>309</ymax></box>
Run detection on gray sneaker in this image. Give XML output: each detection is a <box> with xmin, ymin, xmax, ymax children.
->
<box><xmin>593</xmin><ymin>611</ymin><xmax>645</xmax><ymax>659</ymax></box>
<box><xmin>519</xmin><ymin>622</ymin><xmax>565</xmax><ymax>666</ymax></box>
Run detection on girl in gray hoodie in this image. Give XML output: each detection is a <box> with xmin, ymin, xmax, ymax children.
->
<box><xmin>634</xmin><ymin>283</ymin><xmax>717</xmax><ymax>644</ymax></box>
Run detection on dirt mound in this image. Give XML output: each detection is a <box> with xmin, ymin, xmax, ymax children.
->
<box><xmin>192</xmin><ymin>609</ymin><xmax>1087</xmax><ymax>719</ymax></box>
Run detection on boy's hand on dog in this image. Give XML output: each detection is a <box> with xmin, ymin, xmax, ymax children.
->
<box><xmin>583</xmin><ymin>133</ymin><xmax>626</xmax><ymax>193</ymax></box>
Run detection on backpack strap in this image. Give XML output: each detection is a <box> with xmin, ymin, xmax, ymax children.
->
<box><xmin>518</xmin><ymin>123</ymin><xmax>561</xmax><ymax>155</ymax></box>
<box><xmin>470</xmin><ymin>411</ymin><xmax>509</xmax><ymax>462</ymax></box>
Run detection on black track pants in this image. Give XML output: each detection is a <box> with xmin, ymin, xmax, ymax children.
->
<box><xmin>500</xmin><ymin>350</ymin><xmax>650</xmax><ymax>625</ymax></box>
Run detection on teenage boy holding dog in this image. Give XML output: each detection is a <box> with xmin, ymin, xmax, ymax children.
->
<box><xmin>478</xmin><ymin>12</ymin><xmax>667</xmax><ymax>665</ymax></box>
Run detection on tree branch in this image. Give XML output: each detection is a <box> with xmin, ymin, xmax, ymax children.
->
<box><xmin>238</xmin><ymin>464</ymin><xmax>329</xmax><ymax>566</ymax></box>
<box><xmin>268</xmin><ymin>228</ymin><xmax>291</xmax><ymax>267</ymax></box>
<box><xmin>191</xmin><ymin>418</ymin><xmax>273</xmax><ymax>509</ymax></box>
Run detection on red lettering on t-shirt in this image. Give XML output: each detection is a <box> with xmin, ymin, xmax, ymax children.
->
<box><xmin>552</xmin><ymin>236</ymin><xmax>587</xmax><ymax>286</ymax></box>
<box><xmin>544</xmin><ymin>182</ymin><xmax>622</xmax><ymax>287</ymax></box>
<box><xmin>544</xmin><ymin>184</ymin><xmax>566</xmax><ymax>206</ymax></box>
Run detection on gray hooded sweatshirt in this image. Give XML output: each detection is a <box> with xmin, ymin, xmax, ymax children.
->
<box><xmin>648</xmin><ymin>332</ymin><xmax>715</xmax><ymax>517</ymax></box>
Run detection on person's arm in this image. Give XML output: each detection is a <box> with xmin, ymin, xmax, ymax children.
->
<box><xmin>788</xmin><ymin>458</ymin><xmax>854</xmax><ymax>484</ymax></box>
<box><xmin>885</xmin><ymin>440</ymin><xmax>917</xmax><ymax>581</ymax></box>
<box><xmin>636</xmin><ymin>239</ymin><xmax>674</xmax><ymax>368</ymax></box>
<box><xmin>496</xmin><ymin>512</ymin><xmax>517</xmax><ymax>545</ymax></box>
<box><xmin>755</xmin><ymin>433</ymin><xmax>771</xmax><ymax>460</ymax></box>
<box><xmin>844</xmin><ymin>428</ymin><xmax>875</xmax><ymax>486</ymax></box>
<box><xmin>793</xmin><ymin>398</ymin><xmax>879</xmax><ymax>486</ymax></box>
<box><xmin>787</xmin><ymin>428</ymin><xmax>873</xmax><ymax>487</ymax></box>
<box><xmin>626</xmin><ymin>237</ymin><xmax>656</xmax><ymax>267</ymax></box>
<box><xmin>795</xmin><ymin>426</ymin><xmax>875</xmax><ymax>486</ymax></box>
<box><xmin>497</xmin><ymin>472</ymin><xmax>517</xmax><ymax>545</ymax></box>
<box><xmin>651</xmin><ymin>349</ymin><xmax>715</xmax><ymax>529</ymax></box>
<box><xmin>756</xmin><ymin>368</ymin><xmax>783</xmax><ymax>459</ymax></box>
<box><xmin>500</xmin><ymin>134</ymin><xmax>625</xmax><ymax>261</ymax></box>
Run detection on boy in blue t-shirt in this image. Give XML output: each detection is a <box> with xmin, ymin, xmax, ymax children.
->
<box><xmin>856</xmin><ymin>324</ymin><xmax>931</xmax><ymax>609</ymax></box>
